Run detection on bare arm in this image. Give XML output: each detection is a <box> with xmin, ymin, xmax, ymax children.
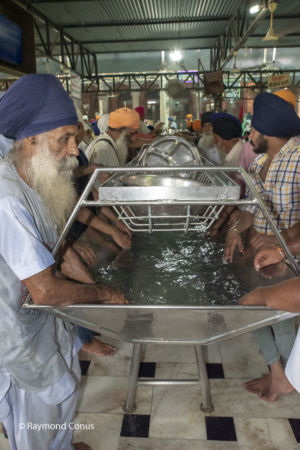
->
<box><xmin>73</xmin><ymin>164</ymin><xmax>97</xmax><ymax>178</ymax></box>
<box><xmin>100</xmin><ymin>206</ymin><xmax>131</xmax><ymax>236</ymax></box>
<box><xmin>24</xmin><ymin>265</ymin><xmax>128</xmax><ymax>306</ymax></box>
<box><xmin>282</xmin><ymin>222</ymin><xmax>300</xmax><ymax>255</ymax></box>
<box><xmin>251</xmin><ymin>222</ymin><xmax>300</xmax><ymax>269</ymax></box>
<box><xmin>207</xmin><ymin>206</ymin><xmax>236</xmax><ymax>237</ymax></box>
<box><xmin>60</xmin><ymin>246</ymin><xmax>95</xmax><ymax>284</ymax></box>
<box><xmin>239</xmin><ymin>277</ymin><xmax>300</xmax><ymax>312</ymax></box>
<box><xmin>224</xmin><ymin>211</ymin><xmax>254</xmax><ymax>263</ymax></box>
<box><xmin>77</xmin><ymin>207</ymin><xmax>131</xmax><ymax>249</ymax></box>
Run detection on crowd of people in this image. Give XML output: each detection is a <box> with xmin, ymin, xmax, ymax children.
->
<box><xmin>0</xmin><ymin>73</ymin><xmax>300</xmax><ymax>449</ymax></box>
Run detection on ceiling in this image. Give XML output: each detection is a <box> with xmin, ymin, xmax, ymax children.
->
<box><xmin>23</xmin><ymin>0</ymin><xmax>300</xmax><ymax>55</ymax></box>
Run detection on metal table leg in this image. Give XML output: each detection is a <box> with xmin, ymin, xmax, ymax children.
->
<box><xmin>123</xmin><ymin>343</ymin><xmax>143</xmax><ymax>413</ymax></box>
<box><xmin>194</xmin><ymin>344</ymin><xmax>214</xmax><ymax>413</ymax></box>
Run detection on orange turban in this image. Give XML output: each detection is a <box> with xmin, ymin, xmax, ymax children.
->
<box><xmin>109</xmin><ymin>108</ymin><xmax>140</xmax><ymax>129</ymax></box>
<box><xmin>192</xmin><ymin>119</ymin><xmax>201</xmax><ymax>131</ymax></box>
<box><xmin>274</xmin><ymin>89</ymin><xmax>296</xmax><ymax>109</ymax></box>
<box><xmin>186</xmin><ymin>113</ymin><xmax>193</xmax><ymax>119</ymax></box>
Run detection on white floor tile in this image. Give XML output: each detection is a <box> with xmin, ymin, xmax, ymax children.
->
<box><xmin>72</xmin><ymin>412</ymin><xmax>122</xmax><ymax>450</ymax></box>
<box><xmin>150</xmin><ymin>385</ymin><xmax>206</xmax><ymax>439</ymax></box>
<box><xmin>155</xmin><ymin>362</ymin><xmax>199</xmax><ymax>379</ymax></box>
<box><xmin>77</xmin><ymin>375</ymin><xmax>153</xmax><ymax>415</ymax></box>
<box><xmin>210</xmin><ymin>379</ymin><xmax>300</xmax><ymax>418</ymax></box>
<box><xmin>234</xmin><ymin>417</ymin><xmax>298</xmax><ymax>450</ymax></box>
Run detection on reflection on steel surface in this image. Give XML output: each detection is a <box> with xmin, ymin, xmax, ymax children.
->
<box><xmin>139</xmin><ymin>136</ymin><xmax>200</xmax><ymax>174</ymax></box>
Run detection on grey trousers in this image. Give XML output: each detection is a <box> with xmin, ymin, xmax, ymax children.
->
<box><xmin>253</xmin><ymin>318</ymin><xmax>296</xmax><ymax>367</ymax></box>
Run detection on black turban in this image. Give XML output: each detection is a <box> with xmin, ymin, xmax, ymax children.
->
<box><xmin>212</xmin><ymin>113</ymin><xmax>242</xmax><ymax>140</ymax></box>
<box><xmin>201</xmin><ymin>111</ymin><xmax>214</xmax><ymax>124</ymax></box>
<box><xmin>252</xmin><ymin>92</ymin><xmax>300</xmax><ymax>138</ymax></box>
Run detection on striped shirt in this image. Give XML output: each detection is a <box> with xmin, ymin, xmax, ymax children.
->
<box><xmin>243</xmin><ymin>138</ymin><xmax>300</xmax><ymax>234</ymax></box>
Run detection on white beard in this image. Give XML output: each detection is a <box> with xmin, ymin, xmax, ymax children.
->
<box><xmin>200</xmin><ymin>133</ymin><xmax>215</xmax><ymax>150</ymax></box>
<box><xmin>115</xmin><ymin>132</ymin><xmax>129</xmax><ymax>165</ymax></box>
<box><xmin>10</xmin><ymin>135</ymin><xmax>78</xmax><ymax>233</ymax></box>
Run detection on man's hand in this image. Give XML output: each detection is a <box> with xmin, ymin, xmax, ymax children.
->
<box><xmin>207</xmin><ymin>216</ymin><xmax>224</xmax><ymax>237</ymax></box>
<box><xmin>250</xmin><ymin>232</ymin><xmax>277</xmax><ymax>252</ymax></box>
<box><xmin>61</xmin><ymin>246</ymin><xmax>95</xmax><ymax>284</ymax></box>
<box><xmin>24</xmin><ymin>266</ymin><xmax>129</xmax><ymax>307</ymax></box>
<box><xmin>115</xmin><ymin>219</ymin><xmax>131</xmax><ymax>237</ymax></box>
<box><xmin>227</xmin><ymin>209</ymin><xmax>242</xmax><ymax>227</ymax></box>
<box><xmin>254</xmin><ymin>246</ymin><xmax>284</xmax><ymax>271</ymax></box>
<box><xmin>96</xmin><ymin>284</ymin><xmax>129</xmax><ymax>304</ymax></box>
<box><xmin>96</xmin><ymin>170</ymin><xmax>110</xmax><ymax>185</ymax></box>
<box><xmin>207</xmin><ymin>206</ymin><xmax>236</xmax><ymax>238</ymax></box>
<box><xmin>239</xmin><ymin>287</ymin><xmax>265</xmax><ymax>306</ymax></box>
<box><xmin>72</xmin><ymin>241</ymin><xmax>97</xmax><ymax>267</ymax></box>
<box><xmin>224</xmin><ymin>229</ymin><xmax>244</xmax><ymax>263</ymax></box>
<box><xmin>111</xmin><ymin>228</ymin><xmax>131</xmax><ymax>250</ymax></box>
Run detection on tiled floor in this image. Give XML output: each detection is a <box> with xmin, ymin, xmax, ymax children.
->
<box><xmin>1</xmin><ymin>332</ymin><xmax>300</xmax><ymax>449</ymax></box>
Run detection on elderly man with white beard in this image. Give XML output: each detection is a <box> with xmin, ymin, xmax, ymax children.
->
<box><xmin>0</xmin><ymin>74</ymin><xmax>128</xmax><ymax>450</ymax></box>
<box><xmin>87</xmin><ymin>107</ymin><xmax>140</xmax><ymax>167</ymax></box>
<box><xmin>197</xmin><ymin>111</ymin><xmax>225</xmax><ymax>165</ymax></box>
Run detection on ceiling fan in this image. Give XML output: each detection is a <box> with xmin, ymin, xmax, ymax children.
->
<box><xmin>165</xmin><ymin>79</ymin><xmax>185</xmax><ymax>99</ymax></box>
<box><xmin>263</xmin><ymin>0</ymin><xmax>279</xmax><ymax>41</ymax></box>
<box><xmin>263</xmin><ymin>0</ymin><xmax>300</xmax><ymax>42</ymax></box>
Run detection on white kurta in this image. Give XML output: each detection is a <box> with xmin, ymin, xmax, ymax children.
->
<box><xmin>224</xmin><ymin>139</ymin><xmax>244</xmax><ymax>166</ymax></box>
<box><xmin>285</xmin><ymin>327</ymin><xmax>300</xmax><ymax>392</ymax></box>
<box><xmin>0</xmin><ymin>162</ymin><xmax>80</xmax><ymax>449</ymax></box>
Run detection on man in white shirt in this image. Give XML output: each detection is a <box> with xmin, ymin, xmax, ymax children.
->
<box><xmin>0</xmin><ymin>74</ymin><xmax>128</xmax><ymax>450</ymax></box>
<box><xmin>197</xmin><ymin>112</ymin><xmax>224</xmax><ymax>165</ymax></box>
<box><xmin>87</xmin><ymin>107</ymin><xmax>140</xmax><ymax>166</ymax></box>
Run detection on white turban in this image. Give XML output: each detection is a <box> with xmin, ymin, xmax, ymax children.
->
<box><xmin>97</xmin><ymin>113</ymin><xmax>110</xmax><ymax>134</ymax></box>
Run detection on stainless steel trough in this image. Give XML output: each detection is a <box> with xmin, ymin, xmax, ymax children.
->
<box><xmin>23</xmin><ymin>165</ymin><xmax>300</xmax><ymax>413</ymax></box>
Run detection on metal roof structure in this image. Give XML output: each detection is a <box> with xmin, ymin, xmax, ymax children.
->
<box><xmin>11</xmin><ymin>0</ymin><xmax>300</xmax><ymax>77</ymax></box>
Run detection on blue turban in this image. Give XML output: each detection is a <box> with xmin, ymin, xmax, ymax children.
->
<box><xmin>201</xmin><ymin>111</ymin><xmax>214</xmax><ymax>123</ymax></box>
<box><xmin>252</xmin><ymin>92</ymin><xmax>300</xmax><ymax>138</ymax></box>
<box><xmin>212</xmin><ymin>112</ymin><xmax>242</xmax><ymax>140</ymax></box>
<box><xmin>0</xmin><ymin>74</ymin><xmax>78</xmax><ymax>140</ymax></box>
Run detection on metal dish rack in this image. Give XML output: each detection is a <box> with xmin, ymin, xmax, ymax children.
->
<box><xmin>23</xmin><ymin>165</ymin><xmax>300</xmax><ymax>413</ymax></box>
<box><xmin>100</xmin><ymin>166</ymin><xmax>239</xmax><ymax>233</ymax></box>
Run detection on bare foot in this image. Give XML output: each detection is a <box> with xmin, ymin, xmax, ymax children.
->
<box><xmin>73</xmin><ymin>443</ymin><xmax>92</xmax><ymax>450</ymax></box>
<box><xmin>261</xmin><ymin>362</ymin><xmax>294</xmax><ymax>402</ymax></box>
<box><xmin>81</xmin><ymin>339</ymin><xmax>116</xmax><ymax>356</ymax></box>
<box><xmin>244</xmin><ymin>373</ymin><xmax>271</xmax><ymax>396</ymax></box>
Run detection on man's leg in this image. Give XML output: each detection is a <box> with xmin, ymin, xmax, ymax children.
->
<box><xmin>261</xmin><ymin>319</ymin><xmax>296</xmax><ymax>402</ymax></box>
<box><xmin>245</xmin><ymin>319</ymin><xmax>296</xmax><ymax>400</ymax></box>
<box><xmin>77</xmin><ymin>325</ymin><xmax>116</xmax><ymax>356</ymax></box>
<box><xmin>244</xmin><ymin>325</ymin><xmax>279</xmax><ymax>395</ymax></box>
<box><xmin>3</xmin><ymin>383</ymin><xmax>59</xmax><ymax>450</ymax></box>
<box><xmin>49</xmin><ymin>386</ymin><xmax>79</xmax><ymax>450</ymax></box>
